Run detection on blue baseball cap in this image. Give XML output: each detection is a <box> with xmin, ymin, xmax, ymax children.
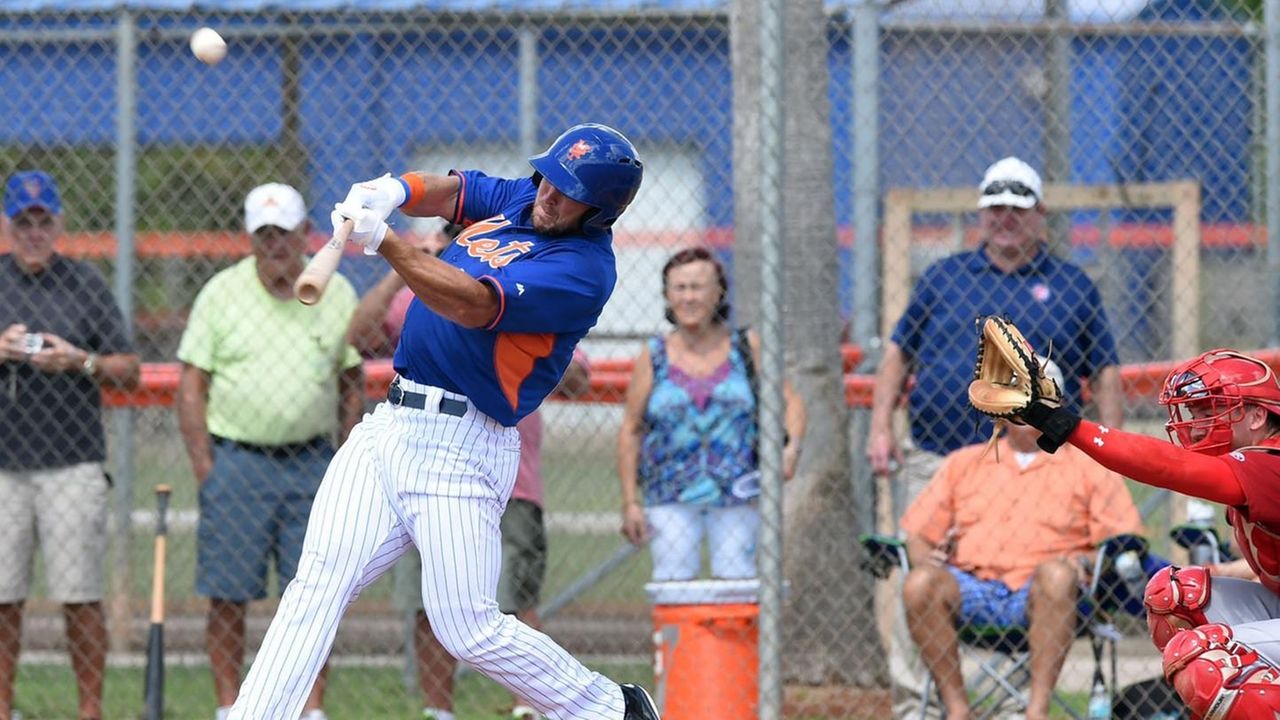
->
<box><xmin>4</xmin><ymin>171</ymin><xmax>63</xmax><ymax>219</ymax></box>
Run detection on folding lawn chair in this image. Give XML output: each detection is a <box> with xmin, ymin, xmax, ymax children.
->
<box><xmin>1169</xmin><ymin>523</ymin><xmax>1235</xmax><ymax>567</ymax></box>
<box><xmin>861</xmin><ymin>533</ymin><xmax>1150</xmax><ymax>720</ymax></box>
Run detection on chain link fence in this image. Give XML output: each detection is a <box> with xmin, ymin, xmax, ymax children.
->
<box><xmin>0</xmin><ymin>0</ymin><xmax>1271</xmax><ymax>718</ymax></box>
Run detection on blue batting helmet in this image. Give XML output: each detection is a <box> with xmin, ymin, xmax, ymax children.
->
<box><xmin>528</xmin><ymin>123</ymin><xmax>644</xmax><ymax>232</ymax></box>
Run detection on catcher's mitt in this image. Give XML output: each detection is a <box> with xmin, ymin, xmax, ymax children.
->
<box><xmin>967</xmin><ymin>315</ymin><xmax>1063</xmax><ymax>421</ymax></box>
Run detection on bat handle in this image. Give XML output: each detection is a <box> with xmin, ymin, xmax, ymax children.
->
<box><xmin>333</xmin><ymin>217</ymin><xmax>354</xmax><ymax>244</ymax></box>
<box><xmin>293</xmin><ymin>219</ymin><xmax>355</xmax><ymax>306</ymax></box>
<box><xmin>154</xmin><ymin>484</ymin><xmax>171</xmax><ymax>536</ymax></box>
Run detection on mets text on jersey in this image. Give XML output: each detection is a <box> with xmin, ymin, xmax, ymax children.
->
<box><xmin>455</xmin><ymin>217</ymin><xmax>531</xmax><ymax>268</ymax></box>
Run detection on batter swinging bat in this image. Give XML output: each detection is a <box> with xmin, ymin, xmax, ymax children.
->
<box><xmin>294</xmin><ymin>218</ymin><xmax>354</xmax><ymax>305</ymax></box>
<box><xmin>144</xmin><ymin>484</ymin><xmax>171</xmax><ymax>720</ymax></box>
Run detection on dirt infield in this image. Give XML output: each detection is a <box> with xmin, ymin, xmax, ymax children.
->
<box><xmin>784</xmin><ymin>685</ymin><xmax>893</xmax><ymax>719</ymax></box>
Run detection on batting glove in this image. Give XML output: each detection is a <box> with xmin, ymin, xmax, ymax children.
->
<box><xmin>332</xmin><ymin>201</ymin><xmax>389</xmax><ymax>255</ymax></box>
<box><xmin>341</xmin><ymin>173</ymin><xmax>407</xmax><ymax>224</ymax></box>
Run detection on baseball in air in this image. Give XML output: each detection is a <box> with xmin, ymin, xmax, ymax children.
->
<box><xmin>190</xmin><ymin>27</ymin><xmax>227</xmax><ymax>66</ymax></box>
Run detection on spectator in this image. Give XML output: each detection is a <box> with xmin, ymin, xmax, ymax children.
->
<box><xmin>348</xmin><ymin>227</ymin><xmax>590</xmax><ymax>720</ymax></box>
<box><xmin>868</xmin><ymin>156</ymin><xmax>1122</xmax><ymax>505</ymax></box>
<box><xmin>617</xmin><ymin>246</ymin><xmax>805</xmax><ymax>581</ymax></box>
<box><xmin>176</xmin><ymin>183</ymin><xmax>363</xmax><ymax>720</ymax></box>
<box><xmin>0</xmin><ymin>170</ymin><xmax>140</xmax><ymax>720</ymax></box>
<box><xmin>899</xmin><ymin>357</ymin><xmax>1141</xmax><ymax>720</ymax></box>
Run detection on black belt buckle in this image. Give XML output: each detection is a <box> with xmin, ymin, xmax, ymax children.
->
<box><xmin>387</xmin><ymin>380</ymin><xmax>405</xmax><ymax>407</ymax></box>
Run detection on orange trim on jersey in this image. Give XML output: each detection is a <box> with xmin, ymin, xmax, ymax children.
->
<box><xmin>480</xmin><ymin>275</ymin><xmax>505</xmax><ymax>330</ymax></box>
<box><xmin>494</xmin><ymin>333</ymin><xmax>556</xmax><ymax>410</ymax></box>
<box><xmin>400</xmin><ymin>172</ymin><xmax>427</xmax><ymax>208</ymax></box>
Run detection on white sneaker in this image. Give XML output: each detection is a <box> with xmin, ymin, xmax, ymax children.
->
<box><xmin>299</xmin><ymin>711</ymin><xmax>328</xmax><ymax>720</ymax></box>
<box><xmin>422</xmin><ymin>709</ymin><xmax>455</xmax><ymax>720</ymax></box>
<box><xmin>510</xmin><ymin>705</ymin><xmax>541</xmax><ymax>720</ymax></box>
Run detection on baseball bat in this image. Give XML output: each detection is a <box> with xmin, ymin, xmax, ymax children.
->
<box><xmin>294</xmin><ymin>218</ymin><xmax>354</xmax><ymax>306</ymax></box>
<box><xmin>144</xmin><ymin>484</ymin><xmax>171</xmax><ymax>720</ymax></box>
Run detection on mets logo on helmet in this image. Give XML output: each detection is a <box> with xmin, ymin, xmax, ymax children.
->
<box><xmin>567</xmin><ymin>140</ymin><xmax>593</xmax><ymax>161</ymax></box>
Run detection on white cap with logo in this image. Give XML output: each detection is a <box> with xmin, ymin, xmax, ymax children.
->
<box><xmin>978</xmin><ymin>156</ymin><xmax>1043</xmax><ymax>210</ymax></box>
<box><xmin>245</xmin><ymin>182</ymin><xmax>307</xmax><ymax>234</ymax></box>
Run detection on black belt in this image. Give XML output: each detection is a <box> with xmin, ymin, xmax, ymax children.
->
<box><xmin>388</xmin><ymin>379</ymin><xmax>468</xmax><ymax>417</ymax></box>
<box><xmin>212</xmin><ymin>435</ymin><xmax>329</xmax><ymax>458</ymax></box>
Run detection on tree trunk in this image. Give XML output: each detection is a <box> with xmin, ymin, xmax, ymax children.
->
<box><xmin>731</xmin><ymin>0</ymin><xmax>886</xmax><ymax>687</ymax></box>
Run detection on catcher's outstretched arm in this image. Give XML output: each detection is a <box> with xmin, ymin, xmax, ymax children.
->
<box><xmin>1067</xmin><ymin>419</ymin><xmax>1246</xmax><ymax>506</ymax></box>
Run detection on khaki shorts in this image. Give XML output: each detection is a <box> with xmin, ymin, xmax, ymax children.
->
<box><xmin>0</xmin><ymin>463</ymin><xmax>109</xmax><ymax>603</ymax></box>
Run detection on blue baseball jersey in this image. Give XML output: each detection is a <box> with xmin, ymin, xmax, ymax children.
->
<box><xmin>392</xmin><ymin>170</ymin><xmax>617</xmax><ymax>426</ymax></box>
<box><xmin>891</xmin><ymin>246</ymin><xmax>1119</xmax><ymax>455</ymax></box>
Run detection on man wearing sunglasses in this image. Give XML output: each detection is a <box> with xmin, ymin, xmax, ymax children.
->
<box><xmin>868</xmin><ymin>156</ymin><xmax>1123</xmax><ymax>718</ymax></box>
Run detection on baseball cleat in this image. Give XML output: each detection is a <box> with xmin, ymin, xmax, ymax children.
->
<box><xmin>620</xmin><ymin>683</ymin><xmax>660</xmax><ymax>720</ymax></box>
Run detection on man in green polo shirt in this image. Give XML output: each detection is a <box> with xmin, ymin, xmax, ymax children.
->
<box><xmin>175</xmin><ymin>182</ymin><xmax>363</xmax><ymax>720</ymax></box>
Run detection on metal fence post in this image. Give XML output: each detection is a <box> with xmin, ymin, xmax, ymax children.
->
<box><xmin>850</xmin><ymin>0</ymin><xmax>882</xmax><ymax>538</ymax></box>
<box><xmin>108</xmin><ymin>6</ymin><xmax>138</xmax><ymax>657</ymax></box>
<box><xmin>756</xmin><ymin>0</ymin><xmax>786</xmax><ymax>717</ymax></box>
<box><xmin>1267</xmin><ymin>0</ymin><xmax>1280</xmax><ymax>344</ymax></box>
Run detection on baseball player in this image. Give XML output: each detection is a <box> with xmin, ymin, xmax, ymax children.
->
<box><xmin>227</xmin><ymin>123</ymin><xmax>660</xmax><ymax>720</ymax></box>
<box><xmin>997</xmin><ymin>348</ymin><xmax>1280</xmax><ymax>718</ymax></box>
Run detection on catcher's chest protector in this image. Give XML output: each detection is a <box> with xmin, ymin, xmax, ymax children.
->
<box><xmin>1227</xmin><ymin>508</ymin><xmax>1280</xmax><ymax>597</ymax></box>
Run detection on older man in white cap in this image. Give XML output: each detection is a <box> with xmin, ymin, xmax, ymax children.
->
<box><xmin>175</xmin><ymin>182</ymin><xmax>364</xmax><ymax>720</ymax></box>
<box><xmin>867</xmin><ymin>157</ymin><xmax>1124</xmax><ymax>717</ymax></box>
<box><xmin>870</xmin><ymin>155</ymin><xmax>1123</xmax><ymax>499</ymax></box>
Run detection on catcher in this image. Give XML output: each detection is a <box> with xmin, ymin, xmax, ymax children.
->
<box><xmin>968</xmin><ymin>315</ymin><xmax>1280</xmax><ymax>719</ymax></box>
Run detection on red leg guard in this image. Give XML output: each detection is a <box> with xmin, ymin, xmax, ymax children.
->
<box><xmin>1146</xmin><ymin>565</ymin><xmax>1212</xmax><ymax>650</ymax></box>
<box><xmin>1162</xmin><ymin>624</ymin><xmax>1280</xmax><ymax>719</ymax></box>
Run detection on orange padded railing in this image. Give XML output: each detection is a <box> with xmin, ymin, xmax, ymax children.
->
<box><xmin>0</xmin><ymin>222</ymin><xmax>1264</xmax><ymax>259</ymax></box>
<box><xmin>101</xmin><ymin>348</ymin><xmax>1280</xmax><ymax>411</ymax></box>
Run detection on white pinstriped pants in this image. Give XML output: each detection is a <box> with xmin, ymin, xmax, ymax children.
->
<box><xmin>228</xmin><ymin>386</ymin><xmax>626</xmax><ymax>719</ymax></box>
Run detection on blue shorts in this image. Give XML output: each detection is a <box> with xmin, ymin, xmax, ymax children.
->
<box><xmin>196</xmin><ymin>437</ymin><xmax>333</xmax><ymax>602</ymax></box>
<box><xmin>947</xmin><ymin>566</ymin><xmax>1031</xmax><ymax>630</ymax></box>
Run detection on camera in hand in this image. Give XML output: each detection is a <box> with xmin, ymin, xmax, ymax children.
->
<box><xmin>22</xmin><ymin>333</ymin><xmax>44</xmax><ymax>355</ymax></box>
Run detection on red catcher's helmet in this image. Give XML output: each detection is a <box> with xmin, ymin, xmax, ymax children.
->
<box><xmin>1159</xmin><ymin>349</ymin><xmax>1280</xmax><ymax>455</ymax></box>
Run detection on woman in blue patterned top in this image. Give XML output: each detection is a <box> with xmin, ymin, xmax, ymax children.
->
<box><xmin>618</xmin><ymin>247</ymin><xmax>805</xmax><ymax>581</ymax></box>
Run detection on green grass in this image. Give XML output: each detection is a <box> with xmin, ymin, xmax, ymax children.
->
<box><xmin>13</xmin><ymin>661</ymin><xmax>655</xmax><ymax>720</ymax></box>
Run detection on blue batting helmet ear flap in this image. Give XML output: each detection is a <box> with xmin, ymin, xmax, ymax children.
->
<box><xmin>528</xmin><ymin>123</ymin><xmax>644</xmax><ymax>232</ymax></box>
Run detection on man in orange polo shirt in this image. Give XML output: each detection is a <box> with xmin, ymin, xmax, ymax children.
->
<box><xmin>898</xmin><ymin>357</ymin><xmax>1141</xmax><ymax>720</ymax></box>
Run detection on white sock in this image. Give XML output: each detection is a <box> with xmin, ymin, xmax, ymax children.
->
<box><xmin>299</xmin><ymin>711</ymin><xmax>328</xmax><ymax>720</ymax></box>
<box><xmin>215</xmin><ymin>708</ymin><xmax>232</xmax><ymax>720</ymax></box>
<box><xmin>422</xmin><ymin>709</ymin><xmax>455</xmax><ymax>720</ymax></box>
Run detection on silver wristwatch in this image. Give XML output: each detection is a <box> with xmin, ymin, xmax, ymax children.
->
<box><xmin>82</xmin><ymin>352</ymin><xmax>99</xmax><ymax>377</ymax></box>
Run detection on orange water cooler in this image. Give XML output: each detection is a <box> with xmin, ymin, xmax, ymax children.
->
<box><xmin>647</xmin><ymin>579</ymin><xmax>761</xmax><ymax>720</ymax></box>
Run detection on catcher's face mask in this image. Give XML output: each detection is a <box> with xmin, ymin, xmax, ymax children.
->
<box><xmin>1160</xmin><ymin>350</ymin><xmax>1280</xmax><ymax>454</ymax></box>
